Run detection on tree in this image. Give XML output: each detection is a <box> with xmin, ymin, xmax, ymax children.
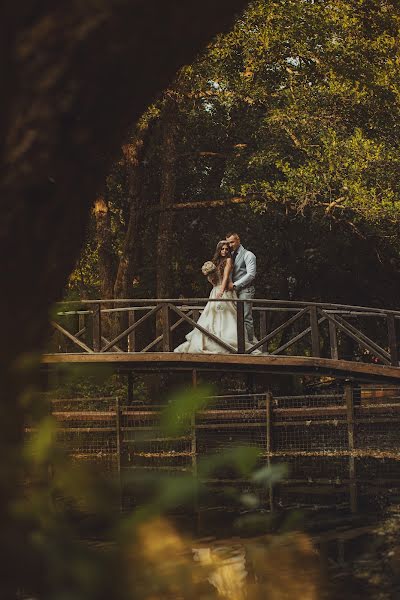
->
<box><xmin>0</xmin><ymin>1</ymin><xmax>249</xmax><ymax>594</ymax></box>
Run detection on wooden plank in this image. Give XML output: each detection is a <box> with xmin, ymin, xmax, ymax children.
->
<box><xmin>123</xmin><ymin>436</ymin><xmax>191</xmax><ymax>443</ymax></box>
<box><xmin>55</xmin><ymin>427</ymin><xmax>115</xmax><ymax>432</ymax></box>
<box><xmin>130</xmin><ymin>451</ymin><xmax>193</xmax><ymax>458</ymax></box>
<box><xmin>120</xmin><ymin>406</ymin><xmax>350</xmax><ymax>419</ymax></box>
<box><xmin>246</xmin><ymin>308</ymin><xmax>308</xmax><ymax>354</ymax></box>
<box><xmin>345</xmin><ymin>381</ymin><xmax>358</xmax><ymax>513</ymax></box>
<box><xmin>51</xmin><ymin>321</ymin><xmax>94</xmax><ymax>353</ymax></box>
<box><xmin>246</xmin><ymin>307</ymin><xmax>309</xmax><ymax>354</ymax></box>
<box><xmin>162</xmin><ymin>304</ymin><xmax>172</xmax><ymax>352</ymax></box>
<box><xmin>237</xmin><ymin>300</ymin><xmax>245</xmax><ymax>354</ymax></box>
<box><xmin>169</xmin><ymin>303</ymin><xmax>236</xmax><ymax>353</ymax></box>
<box><xmin>101</xmin><ymin>336</ymin><xmax>123</xmax><ymax>353</ymax></box>
<box><xmin>141</xmin><ymin>310</ymin><xmax>193</xmax><ymax>352</ymax></box>
<box><xmin>195</xmin><ymin>422</ymin><xmax>266</xmax><ymax>429</ymax></box>
<box><xmin>310</xmin><ymin>306</ymin><xmax>320</xmax><ymax>357</ymax></box>
<box><xmin>78</xmin><ymin>313</ymin><xmax>85</xmax><ymax>331</ymax></box>
<box><xmin>356</xmin><ymin>402</ymin><xmax>400</xmax><ymax>412</ymax></box>
<box><xmin>387</xmin><ymin>312</ymin><xmax>399</xmax><ymax>367</ymax></box>
<box><xmin>355</xmin><ymin>417</ymin><xmax>400</xmax><ymax>424</ymax></box>
<box><xmin>101</xmin><ymin>304</ymin><xmax>162</xmax><ymax>352</ymax></box>
<box><xmin>41</xmin><ymin>352</ymin><xmax>400</xmax><ymax>380</ymax></box>
<box><xmin>141</xmin><ymin>335</ymin><xmax>163</xmax><ymax>353</ymax></box>
<box><xmin>336</xmin><ymin>314</ymin><xmax>391</xmax><ymax>362</ymax></box>
<box><xmin>273</xmin><ymin>419</ymin><xmax>346</xmax><ymax>426</ymax></box>
<box><xmin>92</xmin><ymin>303</ymin><xmax>102</xmax><ymax>352</ymax></box>
<box><xmin>271</xmin><ymin>317</ymin><xmax>326</xmax><ymax>356</ymax></box>
<box><xmin>74</xmin><ymin>326</ymin><xmax>86</xmax><ymax>339</ymax></box>
<box><xmin>322</xmin><ymin>311</ymin><xmax>390</xmax><ymax>364</ymax></box>
<box><xmin>259</xmin><ymin>310</ymin><xmax>268</xmax><ymax>352</ymax></box>
<box><xmin>55</xmin><ymin>297</ymin><xmax>400</xmax><ymax>319</ymax></box>
<box><xmin>329</xmin><ymin>318</ymin><xmax>339</xmax><ymax>360</ymax></box>
<box><xmin>345</xmin><ymin>382</ymin><xmax>355</xmax><ymax>452</ymax></box>
<box><xmin>128</xmin><ymin>311</ymin><xmax>136</xmax><ymax>352</ymax></box>
<box><xmin>274</xmin><ymin>406</ymin><xmax>346</xmax><ymax>417</ymax></box>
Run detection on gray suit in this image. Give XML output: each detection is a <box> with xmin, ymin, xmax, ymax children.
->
<box><xmin>232</xmin><ymin>245</ymin><xmax>256</xmax><ymax>342</ymax></box>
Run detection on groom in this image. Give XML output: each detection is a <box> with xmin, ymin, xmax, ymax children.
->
<box><xmin>226</xmin><ymin>232</ymin><xmax>256</xmax><ymax>343</ymax></box>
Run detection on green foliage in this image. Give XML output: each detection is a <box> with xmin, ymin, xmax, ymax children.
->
<box><xmin>69</xmin><ymin>0</ymin><xmax>400</xmax><ymax>309</ymax></box>
<box><xmin>160</xmin><ymin>385</ymin><xmax>213</xmax><ymax>435</ymax></box>
<box><xmin>49</xmin><ymin>364</ymin><xmax>129</xmax><ymax>400</ymax></box>
<box><xmin>17</xmin><ymin>379</ymin><xmax>289</xmax><ymax>598</ymax></box>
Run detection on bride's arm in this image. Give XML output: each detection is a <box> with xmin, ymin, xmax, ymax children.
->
<box><xmin>217</xmin><ymin>258</ymin><xmax>233</xmax><ymax>298</ymax></box>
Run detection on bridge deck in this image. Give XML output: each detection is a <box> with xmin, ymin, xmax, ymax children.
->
<box><xmin>42</xmin><ymin>352</ymin><xmax>400</xmax><ymax>381</ymax></box>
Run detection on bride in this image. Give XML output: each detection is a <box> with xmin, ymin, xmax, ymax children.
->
<box><xmin>174</xmin><ymin>240</ymin><xmax>259</xmax><ymax>354</ymax></box>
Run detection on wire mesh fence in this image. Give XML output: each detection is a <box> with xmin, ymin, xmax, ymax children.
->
<box><xmin>30</xmin><ymin>385</ymin><xmax>400</xmax><ymax>466</ymax></box>
<box><xmin>25</xmin><ymin>385</ymin><xmax>400</xmax><ymax>513</ymax></box>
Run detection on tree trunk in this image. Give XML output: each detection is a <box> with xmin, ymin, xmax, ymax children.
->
<box><xmin>157</xmin><ymin>96</ymin><xmax>178</xmax><ymax>299</ymax></box>
<box><xmin>0</xmin><ymin>2</ymin><xmax>247</xmax><ymax>593</ymax></box>
<box><xmin>94</xmin><ymin>196</ymin><xmax>116</xmax><ymax>299</ymax></box>
<box><xmin>114</xmin><ymin>130</ymin><xmax>147</xmax><ymax>299</ymax></box>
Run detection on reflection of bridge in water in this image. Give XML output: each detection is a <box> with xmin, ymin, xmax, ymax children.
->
<box><xmin>45</xmin><ymin>298</ymin><xmax>400</xmax><ymax>381</ymax></box>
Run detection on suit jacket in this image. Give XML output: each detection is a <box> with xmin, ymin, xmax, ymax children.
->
<box><xmin>232</xmin><ymin>245</ymin><xmax>256</xmax><ymax>291</ymax></box>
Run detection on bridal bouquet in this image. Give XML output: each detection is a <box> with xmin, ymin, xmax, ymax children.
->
<box><xmin>201</xmin><ymin>261</ymin><xmax>216</xmax><ymax>275</ymax></box>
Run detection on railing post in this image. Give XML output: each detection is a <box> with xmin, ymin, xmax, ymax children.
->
<box><xmin>128</xmin><ymin>310</ymin><xmax>136</xmax><ymax>352</ymax></box>
<box><xmin>387</xmin><ymin>312</ymin><xmax>398</xmax><ymax>367</ymax></box>
<box><xmin>345</xmin><ymin>381</ymin><xmax>357</xmax><ymax>513</ymax></box>
<box><xmin>237</xmin><ymin>300</ymin><xmax>245</xmax><ymax>354</ymax></box>
<box><xmin>162</xmin><ymin>304</ymin><xmax>172</xmax><ymax>352</ymax></box>
<box><xmin>78</xmin><ymin>313</ymin><xmax>85</xmax><ymax>335</ymax></box>
<box><xmin>309</xmin><ymin>305</ymin><xmax>320</xmax><ymax>357</ymax></box>
<box><xmin>92</xmin><ymin>303</ymin><xmax>102</xmax><ymax>352</ymax></box>
<box><xmin>329</xmin><ymin>317</ymin><xmax>339</xmax><ymax>360</ymax></box>
<box><xmin>192</xmin><ymin>309</ymin><xmax>200</xmax><ymax>323</ymax></box>
<box><xmin>266</xmin><ymin>391</ymin><xmax>274</xmax><ymax>511</ymax></box>
<box><xmin>115</xmin><ymin>397</ymin><xmax>122</xmax><ymax>510</ymax></box>
<box><xmin>115</xmin><ymin>397</ymin><xmax>122</xmax><ymax>472</ymax></box>
<box><xmin>259</xmin><ymin>310</ymin><xmax>269</xmax><ymax>353</ymax></box>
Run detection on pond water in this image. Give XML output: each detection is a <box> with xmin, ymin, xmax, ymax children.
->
<box><xmin>41</xmin><ymin>380</ymin><xmax>400</xmax><ymax>597</ymax></box>
<box><xmin>71</xmin><ymin>453</ymin><xmax>400</xmax><ymax>599</ymax></box>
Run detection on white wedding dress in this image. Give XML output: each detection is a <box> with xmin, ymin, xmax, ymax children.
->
<box><xmin>174</xmin><ymin>278</ymin><xmax>260</xmax><ymax>354</ymax></box>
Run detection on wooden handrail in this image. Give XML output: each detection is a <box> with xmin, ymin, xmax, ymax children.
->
<box><xmin>50</xmin><ymin>297</ymin><xmax>400</xmax><ymax>368</ymax></box>
<box><xmin>54</xmin><ymin>297</ymin><xmax>400</xmax><ymax>317</ymax></box>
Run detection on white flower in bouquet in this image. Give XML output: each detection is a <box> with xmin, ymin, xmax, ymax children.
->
<box><xmin>201</xmin><ymin>261</ymin><xmax>216</xmax><ymax>276</ymax></box>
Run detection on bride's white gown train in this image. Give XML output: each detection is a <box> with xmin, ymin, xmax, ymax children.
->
<box><xmin>174</xmin><ymin>286</ymin><xmax>260</xmax><ymax>354</ymax></box>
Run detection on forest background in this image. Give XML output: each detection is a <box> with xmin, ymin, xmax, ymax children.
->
<box><xmin>70</xmin><ymin>0</ymin><xmax>400</xmax><ymax>309</ymax></box>
<box><xmin>2</xmin><ymin>1</ymin><xmax>400</xmax><ymax>598</ymax></box>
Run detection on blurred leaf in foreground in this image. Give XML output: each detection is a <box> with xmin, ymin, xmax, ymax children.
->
<box><xmin>160</xmin><ymin>385</ymin><xmax>213</xmax><ymax>435</ymax></box>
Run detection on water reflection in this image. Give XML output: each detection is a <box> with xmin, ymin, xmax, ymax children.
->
<box><xmin>39</xmin><ymin>385</ymin><xmax>400</xmax><ymax>598</ymax></box>
<box><xmin>119</xmin><ymin>453</ymin><xmax>400</xmax><ymax>599</ymax></box>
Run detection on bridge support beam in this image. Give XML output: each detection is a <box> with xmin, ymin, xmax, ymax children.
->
<box><xmin>345</xmin><ymin>381</ymin><xmax>358</xmax><ymax>513</ymax></box>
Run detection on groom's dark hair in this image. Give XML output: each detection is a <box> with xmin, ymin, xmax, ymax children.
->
<box><xmin>226</xmin><ymin>232</ymin><xmax>240</xmax><ymax>239</ymax></box>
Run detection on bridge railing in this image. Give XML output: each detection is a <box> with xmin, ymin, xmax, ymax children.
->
<box><xmin>49</xmin><ymin>298</ymin><xmax>400</xmax><ymax>367</ymax></box>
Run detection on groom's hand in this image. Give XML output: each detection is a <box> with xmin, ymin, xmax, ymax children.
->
<box><xmin>227</xmin><ymin>281</ymin><xmax>234</xmax><ymax>291</ymax></box>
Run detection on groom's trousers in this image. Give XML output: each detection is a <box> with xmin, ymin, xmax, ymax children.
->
<box><xmin>237</xmin><ymin>286</ymin><xmax>255</xmax><ymax>343</ymax></box>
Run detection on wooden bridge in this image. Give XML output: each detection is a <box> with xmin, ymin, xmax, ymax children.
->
<box><xmin>43</xmin><ymin>298</ymin><xmax>400</xmax><ymax>381</ymax></box>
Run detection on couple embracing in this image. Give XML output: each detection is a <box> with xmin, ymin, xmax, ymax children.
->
<box><xmin>174</xmin><ymin>233</ymin><xmax>260</xmax><ymax>354</ymax></box>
